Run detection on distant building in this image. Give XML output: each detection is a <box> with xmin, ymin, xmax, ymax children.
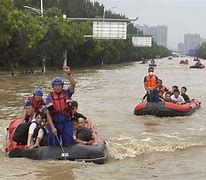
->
<box><xmin>137</xmin><ymin>25</ymin><xmax>167</xmax><ymax>47</ymax></box>
<box><xmin>202</xmin><ymin>38</ymin><xmax>206</xmax><ymax>44</ymax></box>
<box><xmin>137</xmin><ymin>24</ymin><xmax>150</xmax><ymax>35</ymax></box>
<box><xmin>184</xmin><ymin>33</ymin><xmax>202</xmax><ymax>53</ymax></box>
<box><xmin>156</xmin><ymin>25</ymin><xmax>167</xmax><ymax>47</ymax></box>
<box><xmin>178</xmin><ymin>43</ymin><xmax>184</xmax><ymax>54</ymax></box>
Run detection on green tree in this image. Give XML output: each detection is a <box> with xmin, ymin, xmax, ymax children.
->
<box><xmin>197</xmin><ymin>43</ymin><xmax>206</xmax><ymax>59</ymax></box>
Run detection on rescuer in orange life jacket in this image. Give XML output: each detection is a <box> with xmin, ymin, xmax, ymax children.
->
<box><xmin>143</xmin><ymin>67</ymin><xmax>160</xmax><ymax>102</ymax></box>
<box><xmin>45</xmin><ymin>66</ymin><xmax>76</xmax><ymax>146</ymax></box>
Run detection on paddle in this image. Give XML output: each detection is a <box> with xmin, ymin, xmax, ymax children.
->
<box><xmin>55</xmin><ymin>135</ymin><xmax>68</xmax><ymax>160</ymax></box>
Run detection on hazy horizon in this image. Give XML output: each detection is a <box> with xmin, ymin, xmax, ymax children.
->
<box><xmin>95</xmin><ymin>0</ymin><xmax>206</xmax><ymax>50</ymax></box>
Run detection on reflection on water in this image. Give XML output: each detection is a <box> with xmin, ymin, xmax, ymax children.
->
<box><xmin>0</xmin><ymin>57</ymin><xmax>206</xmax><ymax>179</ymax></box>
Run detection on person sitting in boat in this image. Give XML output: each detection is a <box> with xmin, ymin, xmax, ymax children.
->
<box><xmin>181</xmin><ymin>87</ymin><xmax>190</xmax><ymax>102</ymax></box>
<box><xmin>151</xmin><ymin>59</ymin><xmax>155</xmax><ymax>64</ymax></box>
<box><xmin>13</xmin><ymin>102</ymin><xmax>37</xmax><ymax>146</ymax></box>
<box><xmin>45</xmin><ymin>65</ymin><xmax>76</xmax><ymax>147</ymax></box>
<box><xmin>195</xmin><ymin>60</ymin><xmax>202</xmax><ymax>67</ymax></box>
<box><xmin>26</xmin><ymin>111</ymin><xmax>47</xmax><ymax>149</ymax></box>
<box><xmin>143</xmin><ymin>59</ymin><xmax>147</xmax><ymax>64</ymax></box>
<box><xmin>71</xmin><ymin>100</ymin><xmax>93</xmax><ymax>129</ymax></box>
<box><xmin>157</xmin><ymin>79</ymin><xmax>169</xmax><ymax>94</ymax></box>
<box><xmin>24</xmin><ymin>101</ymin><xmax>36</xmax><ymax>122</ymax></box>
<box><xmin>22</xmin><ymin>88</ymin><xmax>45</xmax><ymax>122</ymax></box>
<box><xmin>158</xmin><ymin>90</ymin><xmax>164</xmax><ymax>101</ymax></box>
<box><xmin>144</xmin><ymin>67</ymin><xmax>160</xmax><ymax>102</ymax></box>
<box><xmin>164</xmin><ymin>92</ymin><xmax>172</xmax><ymax>102</ymax></box>
<box><xmin>72</xmin><ymin>117</ymin><xmax>96</xmax><ymax>145</ymax></box>
<box><xmin>170</xmin><ymin>85</ymin><xmax>178</xmax><ymax>95</ymax></box>
<box><xmin>170</xmin><ymin>89</ymin><xmax>185</xmax><ymax>104</ymax></box>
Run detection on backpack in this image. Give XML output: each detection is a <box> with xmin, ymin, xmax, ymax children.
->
<box><xmin>13</xmin><ymin>121</ymin><xmax>37</xmax><ymax>145</ymax></box>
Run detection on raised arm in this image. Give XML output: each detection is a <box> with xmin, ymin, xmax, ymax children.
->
<box><xmin>63</xmin><ymin>66</ymin><xmax>76</xmax><ymax>93</ymax></box>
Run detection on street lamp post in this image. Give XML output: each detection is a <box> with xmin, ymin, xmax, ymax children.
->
<box><xmin>23</xmin><ymin>0</ymin><xmax>43</xmax><ymax>16</ymax></box>
<box><xmin>103</xmin><ymin>6</ymin><xmax>116</xmax><ymax>22</ymax></box>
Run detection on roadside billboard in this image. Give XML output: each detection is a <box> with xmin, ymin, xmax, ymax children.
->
<box><xmin>132</xmin><ymin>36</ymin><xmax>152</xmax><ymax>47</ymax></box>
<box><xmin>93</xmin><ymin>21</ymin><xmax>127</xmax><ymax>39</ymax></box>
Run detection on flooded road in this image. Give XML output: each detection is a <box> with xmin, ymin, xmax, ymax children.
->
<box><xmin>0</xmin><ymin>57</ymin><xmax>206</xmax><ymax>179</ymax></box>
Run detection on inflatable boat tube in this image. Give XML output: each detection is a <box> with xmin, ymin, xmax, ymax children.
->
<box><xmin>149</xmin><ymin>63</ymin><xmax>157</xmax><ymax>67</ymax></box>
<box><xmin>189</xmin><ymin>65</ymin><xmax>205</xmax><ymax>69</ymax></box>
<box><xmin>134</xmin><ymin>99</ymin><xmax>200</xmax><ymax>117</ymax></box>
<box><xmin>6</xmin><ymin>119</ymin><xmax>108</xmax><ymax>164</ymax></box>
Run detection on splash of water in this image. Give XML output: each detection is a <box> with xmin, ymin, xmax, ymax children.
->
<box><xmin>107</xmin><ymin>135</ymin><xmax>204</xmax><ymax>160</ymax></box>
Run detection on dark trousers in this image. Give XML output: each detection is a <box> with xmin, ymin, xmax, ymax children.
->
<box><xmin>147</xmin><ymin>89</ymin><xmax>159</xmax><ymax>102</ymax></box>
<box><xmin>48</xmin><ymin>115</ymin><xmax>74</xmax><ymax>146</ymax></box>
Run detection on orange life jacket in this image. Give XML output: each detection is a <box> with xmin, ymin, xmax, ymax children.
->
<box><xmin>49</xmin><ymin>90</ymin><xmax>71</xmax><ymax>116</ymax></box>
<box><xmin>145</xmin><ymin>75</ymin><xmax>157</xmax><ymax>90</ymax></box>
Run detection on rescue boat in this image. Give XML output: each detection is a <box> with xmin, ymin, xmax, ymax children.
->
<box><xmin>179</xmin><ymin>60</ymin><xmax>188</xmax><ymax>64</ymax></box>
<box><xmin>134</xmin><ymin>99</ymin><xmax>200</xmax><ymax>117</ymax></box>
<box><xmin>6</xmin><ymin>119</ymin><xmax>108</xmax><ymax>164</ymax></box>
<box><xmin>189</xmin><ymin>65</ymin><xmax>205</xmax><ymax>69</ymax></box>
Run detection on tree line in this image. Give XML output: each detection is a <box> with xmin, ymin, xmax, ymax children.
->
<box><xmin>0</xmin><ymin>0</ymin><xmax>171</xmax><ymax>75</ymax></box>
<box><xmin>197</xmin><ymin>43</ymin><xmax>206</xmax><ymax>59</ymax></box>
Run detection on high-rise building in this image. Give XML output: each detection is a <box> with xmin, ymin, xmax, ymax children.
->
<box><xmin>137</xmin><ymin>25</ymin><xmax>168</xmax><ymax>47</ymax></box>
<box><xmin>184</xmin><ymin>33</ymin><xmax>202</xmax><ymax>53</ymax></box>
<box><xmin>178</xmin><ymin>43</ymin><xmax>184</xmax><ymax>54</ymax></box>
<box><xmin>157</xmin><ymin>25</ymin><xmax>167</xmax><ymax>47</ymax></box>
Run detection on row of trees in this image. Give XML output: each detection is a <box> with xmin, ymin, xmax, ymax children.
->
<box><xmin>0</xmin><ymin>0</ymin><xmax>171</xmax><ymax>75</ymax></box>
<box><xmin>197</xmin><ymin>43</ymin><xmax>206</xmax><ymax>59</ymax></box>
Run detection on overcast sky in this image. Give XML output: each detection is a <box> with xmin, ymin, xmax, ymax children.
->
<box><xmin>95</xmin><ymin>0</ymin><xmax>206</xmax><ymax>50</ymax></box>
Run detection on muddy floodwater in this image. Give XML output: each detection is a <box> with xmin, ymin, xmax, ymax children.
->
<box><xmin>0</xmin><ymin>57</ymin><xmax>206</xmax><ymax>179</ymax></box>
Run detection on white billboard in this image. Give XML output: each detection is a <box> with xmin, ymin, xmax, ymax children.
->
<box><xmin>93</xmin><ymin>21</ymin><xmax>127</xmax><ymax>39</ymax></box>
<box><xmin>132</xmin><ymin>36</ymin><xmax>152</xmax><ymax>47</ymax></box>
